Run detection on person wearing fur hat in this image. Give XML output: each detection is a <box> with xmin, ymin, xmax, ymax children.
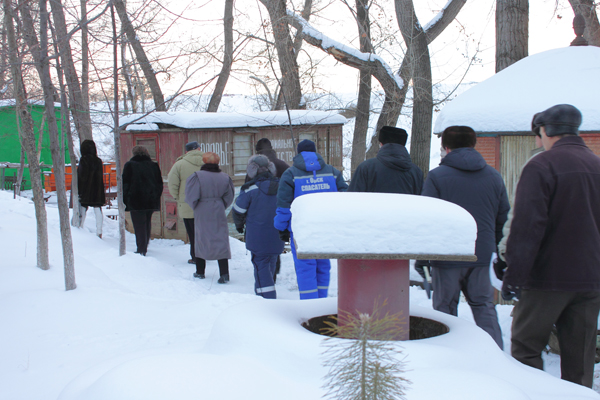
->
<box><xmin>167</xmin><ymin>141</ymin><xmax>203</xmax><ymax>264</ymax></box>
<box><xmin>244</xmin><ymin>138</ymin><xmax>290</xmax><ymax>281</ymax></box>
<box><xmin>274</xmin><ymin>139</ymin><xmax>348</xmax><ymax>300</ymax></box>
<box><xmin>185</xmin><ymin>152</ymin><xmax>235</xmax><ymax>284</ymax></box>
<box><xmin>503</xmin><ymin>104</ymin><xmax>600</xmax><ymax>388</ymax></box>
<box><xmin>348</xmin><ymin>126</ymin><xmax>423</xmax><ymax>194</ymax></box>
<box><xmin>77</xmin><ymin>139</ymin><xmax>106</xmax><ymax>238</ymax></box>
<box><xmin>122</xmin><ymin>145</ymin><xmax>164</xmax><ymax>256</ymax></box>
<box><xmin>421</xmin><ymin>125</ymin><xmax>509</xmax><ymax>349</ymax></box>
<box><xmin>233</xmin><ymin>155</ymin><xmax>283</xmax><ymax>299</ymax></box>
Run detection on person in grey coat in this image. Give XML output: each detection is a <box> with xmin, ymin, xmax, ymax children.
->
<box><xmin>421</xmin><ymin>125</ymin><xmax>509</xmax><ymax>349</ymax></box>
<box><xmin>185</xmin><ymin>152</ymin><xmax>235</xmax><ymax>284</ymax></box>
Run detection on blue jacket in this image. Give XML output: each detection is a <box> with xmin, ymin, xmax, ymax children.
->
<box><xmin>233</xmin><ymin>172</ymin><xmax>284</xmax><ymax>255</ymax></box>
<box><xmin>422</xmin><ymin>147</ymin><xmax>509</xmax><ymax>268</ymax></box>
<box><xmin>274</xmin><ymin>152</ymin><xmax>348</xmax><ymax>231</ymax></box>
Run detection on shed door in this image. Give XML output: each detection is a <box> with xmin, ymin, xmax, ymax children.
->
<box><xmin>500</xmin><ymin>135</ymin><xmax>537</xmax><ymax>202</ymax></box>
<box><xmin>233</xmin><ymin>134</ymin><xmax>253</xmax><ymax>176</ymax></box>
<box><xmin>134</xmin><ymin>134</ymin><xmax>159</xmax><ymax>163</ymax></box>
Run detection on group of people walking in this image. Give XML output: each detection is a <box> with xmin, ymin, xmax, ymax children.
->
<box><xmin>79</xmin><ymin>102</ymin><xmax>599</xmax><ymax>390</ymax></box>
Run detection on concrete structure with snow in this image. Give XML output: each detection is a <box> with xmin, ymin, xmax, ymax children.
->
<box><xmin>291</xmin><ymin>192</ymin><xmax>477</xmax><ymax>339</ymax></box>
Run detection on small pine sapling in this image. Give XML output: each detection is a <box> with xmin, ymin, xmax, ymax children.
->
<box><xmin>320</xmin><ymin>304</ymin><xmax>411</xmax><ymax>400</ymax></box>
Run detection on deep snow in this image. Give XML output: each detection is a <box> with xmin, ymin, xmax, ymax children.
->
<box><xmin>1</xmin><ymin>190</ymin><xmax>600</xmax><ymax>399</ymax></box>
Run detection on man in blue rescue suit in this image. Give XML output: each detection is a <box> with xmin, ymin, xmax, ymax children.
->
<box><xmin>274</xmin><ymin>139</ymin><xmax>348</xmax><ymax>299</ymax></box>
<box><xmin>233</xmin><ymin>155</ymin><xmax>283</xmax><ymax>299</ymax></box>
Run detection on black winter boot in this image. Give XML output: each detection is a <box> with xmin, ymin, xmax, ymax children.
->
<box><xmin>218</xmin><ymin>274</ymin><xmax>230</xmax><ymax>284</ymax></box>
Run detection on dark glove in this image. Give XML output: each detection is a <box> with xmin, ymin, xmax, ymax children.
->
<box><xmin>501</xmin><ymin>282</ymin><xmax>521</xmax><ymax>301</ymax></box>
<box><xmin>236</xmin><ymin>226</ymin><xmax>244</xmax><ymax>234</ymax></box>
<box><xmin>279</xmin><ymin>229</ymin><xmax>290</xmax><ymax>243</ymax></box>
<box><xmin>493</xmin><ymin>256</ymin><xmax>507</xmax><ymax>281</ymax></box>
<box><xmin>414</xmin><ymin>260</ymin><xmax>430</xmax><ymax>280</ymax></box>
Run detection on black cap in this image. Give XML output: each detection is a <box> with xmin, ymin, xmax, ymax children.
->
<box><xmin>256</xmin><ymin>138</ymin><xmax>272</xmax><ymax>152</ymax></box>
<box><xmin>297</xmin><ymin>139</ymin><xmax>316</xmax><ymax>153</ymax></box>
<box><xmin>379</xmin><ymin>126</ymin><xmax>408</xmax><ymax>146</ymax></box>
<box><xmin>185</xmin><ymin>141</ymin><xmax>199</xmax><ymax>151</ymax></box>
<box><xmin>537</xmin><ymin>104</ymin><xmax>582</xmax><ymax>137</ymax></box>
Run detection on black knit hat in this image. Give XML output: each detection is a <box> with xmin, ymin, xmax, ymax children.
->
<box><xmin>537</xmin><ymin>104</ymin><xmax>582</xmax><ymax>137</ymax></box>
<box><xmin>297</xmin><ymin>139</ymin><xmax>316</xmax><ymax>153</ymax></box>
<box><xmin>531</xmin><ymin>113</ymin><xmax>543</xmax><ymax>136</ymax></box>
<box><xmin>378</xmin><ymin>126</ymin><xmax>408</xmax><ymax>146</ymax></box>
<box><xmin>256</xmin><ymin>138</ymin><xmax>273</xmax><ymax>152</ymax></box>
<box><xmin>185</xmin><ymin>141</ymin><xmax>199</xmax><ymax>151</ymax></box>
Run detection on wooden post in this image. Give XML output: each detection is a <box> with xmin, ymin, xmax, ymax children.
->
<box><xmin>338</xmin><ymin>259</ymin><xmax>410</xmax><ymax>340</ymax></box>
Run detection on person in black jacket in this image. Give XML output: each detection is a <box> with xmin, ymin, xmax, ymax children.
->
<box><xmin>77</xmin><ymin>140</ymin><xmax>105</xmax><ymax>238</ymax></box>
<box><xmin>422</xmin><ymin>126</ymin><xmax>509</xmax><ymax>349</ymax></box>
<box><xmin>348</xmin><ymin>126</ymin><xmax>423</xmax><ymax>194</ymax></box>
<box><xmin>122</xmin><ymin>145</ymin><xmax>163</xmax><ymax>256</ymax></box>
<box><xmin>503</xmin><ymin>105</ymin><xmax>600</xmax><ymax>388</ymax></box>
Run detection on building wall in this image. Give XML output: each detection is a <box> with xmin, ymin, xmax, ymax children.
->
<box><xmin>474</xmin><ymin>136</ymin><xmax>498</xmax><ymax>170</ymax></box>
<box><xmin>119</xmin><ymin>123</ymin><xmax>344</xmax><ymax>241</ymax></box>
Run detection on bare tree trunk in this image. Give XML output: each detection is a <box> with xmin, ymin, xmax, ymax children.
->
<box><xmin>396</xmin><ymin>0</ymin><xmax>432</xmax><ymax>177</ymax></box>
<box><xmin>121</xmin><ymin>42</ymin><xmax>135</xmax><ymax>113</ymax></box>
<box><xmin>111</xmin><ymin>3</ymin><xmax>126</xmax><ymax>256</ymax></box>
<box><xmin>113</xmin><ymin>0</ymin><xmax>166</xmax><ymax>111</ymax></box>
<box><xmin>350</xmin><ymin>0</ymin><xmax>373</xmax><ymax>176</ymax></box>
<box><xmin>259</xmin><ymin>0</ymin><xmax>302</xmax><ymax>109</ymax></box>
<box><xmin>80</xmin><ymin>0</ymin><xmax>89</xmax><ymax>110</ymax></box>
<box><xmin>39</xmin><ymin>0</ymin><xmax>76</xmax><ymax>290</ymax></box>
<box><xmin>16</xmin><ymin>146</ymin><xmax>25</xmax><ymax>196</ymax></box>
<box><xmin>207</xmin><ymin>0</ymin><xmax>234</xmax><ymax>112</ymax></box>
<box><xmin>568</xmin><ymin>0</ymin><xmax>600</xmax><ymax>46</ymax></box>
<box><xmin>495</xmin><ymin>0</ymin><xmax>528</xmax><ymax>72</ymax></box>
<box><xmin>49</xmin><ymin>0</ymin><xmax>93</xmax><ymax>142</ymax></box>
<box><xmin>3</xmin><ymin>0</ymin><xmax>50</xmax><ymax>270</ymax></box>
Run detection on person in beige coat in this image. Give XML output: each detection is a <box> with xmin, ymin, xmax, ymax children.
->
<box><xmin>167</xmin><ymin>141</ymin><xmax>204</xmax><ymax>264</ymax></box>
<box><xmin>185</xmin><ymin>152</ymin><xmax>235</xmax><ymax>284</ymax></box>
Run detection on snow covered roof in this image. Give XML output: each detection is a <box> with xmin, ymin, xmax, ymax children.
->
<box><xmin>291</xmin><ymin>192</ymin><xmax>477</xmax><ymax>259</ymax></box>
<box><xmin>120</xmin><ymin>110</ymin><xmax>346</xmax><ymax>130</ymax></box>
<box><xmin>434</xmin><ymin>46</ymin><xmax>600</xmax><ymax>134</ymax></box>
<box><xmin>0</xmin><ymin>99</ymin><xmax>61</xmax><ymax>109</ymax></box>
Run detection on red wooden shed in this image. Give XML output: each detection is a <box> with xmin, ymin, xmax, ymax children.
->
<box><xmin>119</xmin><ymin>110</ymin><xmax>346</xmax><ymax>241</ymax></box>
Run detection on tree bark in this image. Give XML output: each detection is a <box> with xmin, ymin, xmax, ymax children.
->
<box><xmin>3</xmin><ymin>0</ymin><xmax>50</xmax><ymax>270</ymax></box>
<box><xmin>113</xmin><ymin>0</ymin><xmax>167</xmax><ymax>111</ymax></box>
<box><xmin>259</xmin><ymin>0</ymin><xmax>302</xmax><ymax>110</ymax></box>
<box><xmin>80</xmin><ymin>0</ymin><xmax>89</xmax><ymax>110</ymax></box>
<box><xmin>49</xmin><ymin>0</ymin><xmax>93</xmax><ymax>142</ymax></box>
<box><xmin>395</xmin><ymin>0</ymin><xmax>433</xmax><ymax>177</ymax></box>
<box><xmin>39</xmin><ymin>0</ymin><xmax>76</xmax><ymax>290</ymax></box>
<box><xmin>495</xmin><ymin>0</ymin><xmax>528</xmax><ymax>72</ymax></box>
<box><xmin>112</xmin><ymin>3</ymin><xmax>127</xmax><ymax>256</ymax></box>
<box><xmin>568</xmin><ymin>0</ymin><xmax>600</xmax><ymax>46</ymax></box>
<box><xmin>350</xmin><ymin>0</ymin><xmax>373</xmax><ymax>176</ymax></box>
<box><xmin>207</xmin><ymin>0</ymin><xmax>234</xmax><ymax>112</ymax></box>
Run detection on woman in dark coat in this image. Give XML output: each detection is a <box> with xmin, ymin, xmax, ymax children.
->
<box><xmin>185</xmin><ymin>152</ymin><xmax>235</xmax><ymax>283</ymax></box>
<box><xmin>122</xmin><ymin>145</ymin><xmax>163</xmax><ymax>256</ymax></box>
<box><xmin>77</xmin><ymin>140</ymin><xmax>105</xmax><ymax>238</ymax></box>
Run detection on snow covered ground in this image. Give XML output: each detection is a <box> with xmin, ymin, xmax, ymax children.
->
<box><xmin>1</xmin><ymin>190</ymin><xmax>600</xmax><ymax>399</ymax></box>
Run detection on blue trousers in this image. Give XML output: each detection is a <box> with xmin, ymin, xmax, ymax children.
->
<box><xmin>252</xmin><ymin>253</ymin><xmax>277</xmax><ymax>299</ymax></box>
<box><xmin>290</xmin><ymin>232</ymin><xmax>330</xmax><ymax>300</ymax></box>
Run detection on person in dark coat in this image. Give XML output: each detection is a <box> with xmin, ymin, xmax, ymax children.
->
<box><xmin>122</xmin><ymin>145</ymin><xmax>163</xmax><ymax>256</ymax></box>
<box><xmin>421</xmin><ymin>126</ymin><xmax>509</xmax><ymax>349</ymax></box>
<box><xmin>348</xmin><ymin>126</ymin><xmax>423</xmax><ymax>194</ymax></box>
<box><xmin>185</xmin><ymin>152</ymin><xmax>235</xmax><ymax>284</ymax></box>
<box><xmin>233</xmin><ymin>155</ymin><xmax>283</xmax><ymax>299</ymax></box>
<box><xmin>77</xmin><ymin>139</ymin><xmax>105</xmax><ymax>238</ymax></box>
<box><xmin>274</xmin><ymin>139</ymin><xmax>348</xmax><ymax>300</ymax></box>
<box><xmin>244</xmin><ymin>138</ymin><xmax>290</xmax><ymax>281</ymax></box>
<box><xmin>503</xmin><ymin>104</ymin><xmax>600</xmax><ymax>388</ymax></box>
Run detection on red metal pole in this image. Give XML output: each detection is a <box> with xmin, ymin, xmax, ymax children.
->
<box><xmin>337</xmin><ymin>259</ymin><xmax>410</xmax><ymax>340</ymax></box>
